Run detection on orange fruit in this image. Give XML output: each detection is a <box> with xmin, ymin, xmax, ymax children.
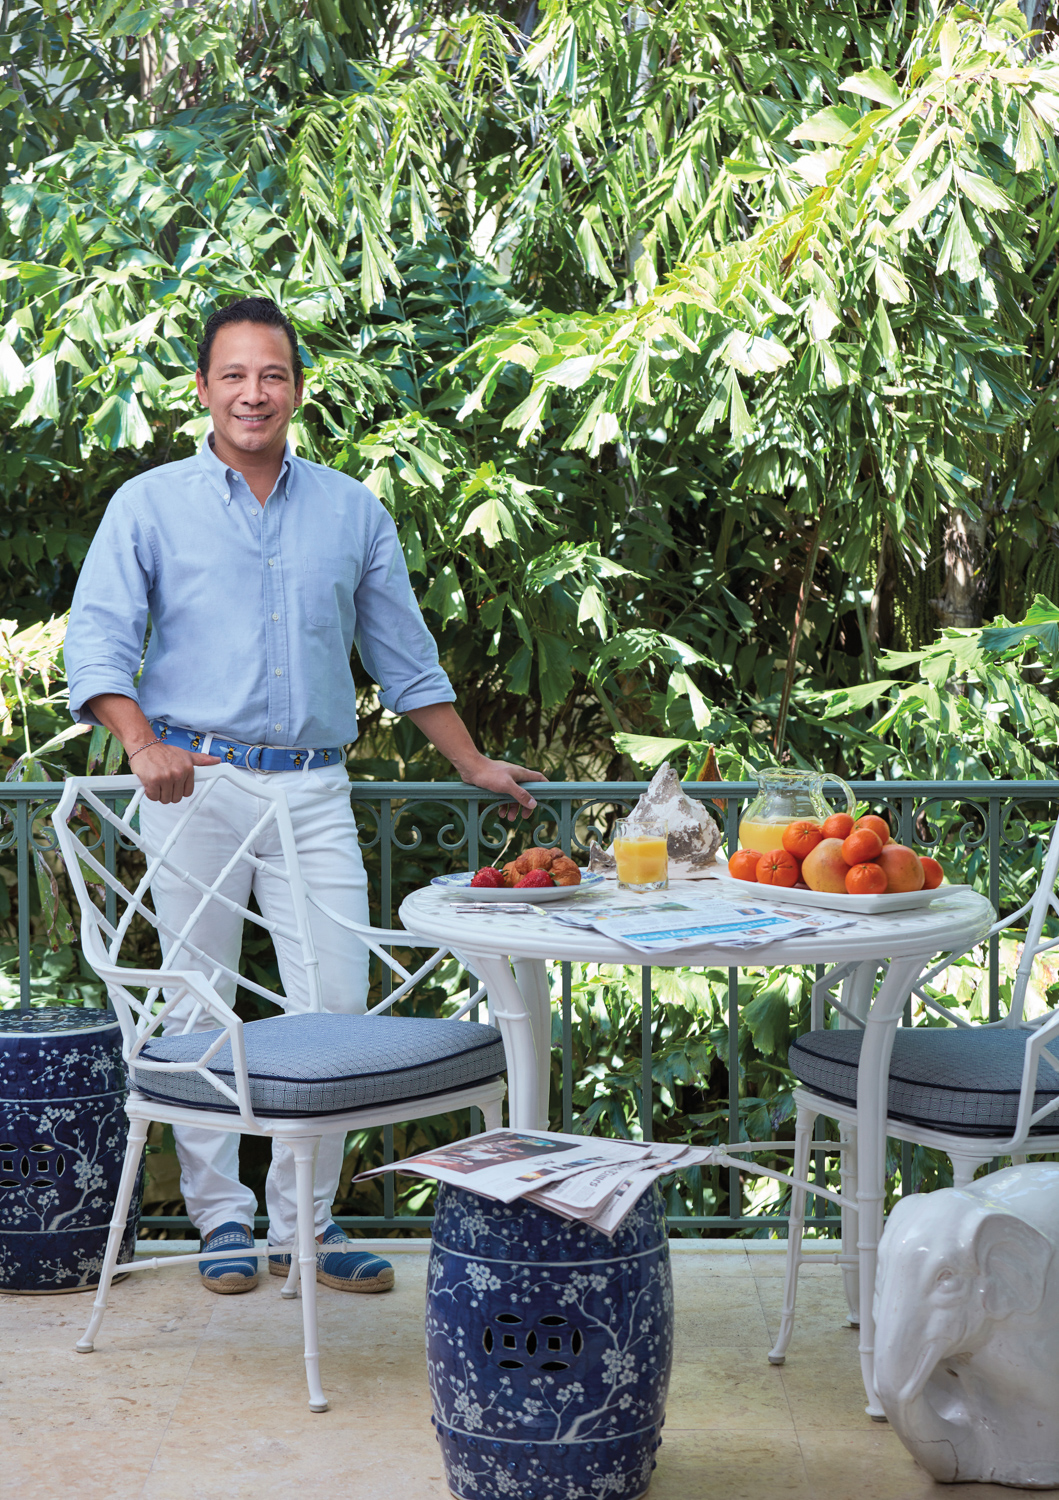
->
<box><xmin>853</xmin><ymin>814</ymin><xmax>891</xmax><ymax>847</ymax></box>
<box><xmin>801</xmin><ymin>838</ymin><xmax>851</xmax><ymax>893</ymax></box>
<box><xmin>821</xmin><ymin>813</ymin><xmax>855</xmax><ymax>841</ymax></box>
<box><xmin>782</xmin><ymin>820</ymin><xmax>824</xmax><ymax>859</ymax></box>
<box><xmin>878</xmin><ymin>843</ymin><xmax>925</xmax><ymax>893</ymax></box>
<box><xmin>841</xmin><ymin>829</ymin><xmax>883</xmax><ymax>865</ymax></box>
<box><xmin>845</xmin><ymin>862</ymin><xmax>887</xmax><ymax>895</ymax></box>
<box><xmin>756</xmin><ymin>850</ymin><xmax>800</xmax><ymax>887</ymax></box>
<box><xmin>729</xmin><ymin>848</ymin><xmax>763</xmax><ymax>882</ymax></box>
<box><xmin>920</xmin><ymin>855</ymin><xmax>944</xmax><ymax>890</ymax></box>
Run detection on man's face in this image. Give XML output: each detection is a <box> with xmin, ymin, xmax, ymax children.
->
<box><xmin>196</xmin><ymin>321</ymin><xmax>303</xmax><ymax>465</ymax></box>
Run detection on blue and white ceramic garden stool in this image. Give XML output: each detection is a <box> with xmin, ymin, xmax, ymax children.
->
<box><xmin>426</xmin><ymin>1182</ymin><xmax>673</xmax><ymax>1499</ymax></box>
<box><xmin>0</xmin><ymin>1007</ymin><xmax>140</xmax><ymax>1292</ymax></box>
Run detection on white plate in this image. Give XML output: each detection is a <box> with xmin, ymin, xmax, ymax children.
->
<box><xmin>430</xmin><ymin>870</ymin><xmax>605</xmax><ymax>903</ymax></box>
<box><xmin>714</xmin><ymin>873</ymin><xmax>971</xmax><ymax>916</ymax></box>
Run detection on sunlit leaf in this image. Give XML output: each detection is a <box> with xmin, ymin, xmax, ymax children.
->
<box><xmin>840</xmin><ymin>67</ymin><xmax>903</xmax><ymax>110</ymax></box>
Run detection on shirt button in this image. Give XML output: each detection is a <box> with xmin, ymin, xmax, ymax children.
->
<box><xmin>275</xmin><ymin>724</ymin><xmax>282</xmax><ymax>732</ymax></box>
<box><xmin>268</xmin><ymin>558</ymin><xmax>275</xmax><ymax>567</ymax></box>
<box><xmin>272</xmin><ymin>612</ymin><xmax>279</xmax><ymax>621</ymax></box>
<box><xmin>274</xmin><ymin>668</ymin><xmax>282</xmax><ymax>677</ymax></box>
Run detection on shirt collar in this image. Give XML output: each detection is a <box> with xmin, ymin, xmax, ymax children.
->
<box><xmin>198</xmin><ymin>433</ymin><xmax>295</xmax><ymax>505</ymax></box>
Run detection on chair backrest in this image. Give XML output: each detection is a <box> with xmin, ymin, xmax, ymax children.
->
<box><xmin>1006</xmin><ymin>815</ymin><xmax>1059</xmax><ymax>1025</ymax></box>
<box><xmin>912</xmin><ymin>812</ymin><xmax>1059</xmax><ymax>1030</ymax></box>
<box><xmin>52</xmin><ymin>767</ymin><xmax>322</xmax><ymax>1116</ymax></box>
<box><xmin>52</xmin><ymin>768</ymin><xmax>482</xmax><ymax>1120</ymax></box>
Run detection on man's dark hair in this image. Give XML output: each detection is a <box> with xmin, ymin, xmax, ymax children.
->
<box><xmin>197</xmin><ymin>297</ymin><xmax>303</xmax><ymax>381</ymax></box>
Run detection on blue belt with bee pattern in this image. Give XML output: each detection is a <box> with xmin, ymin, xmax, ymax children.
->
<box><xmin>150</xmin><ymin>721</ymin><xmax>345</xmax><ymax>773</ymax></box>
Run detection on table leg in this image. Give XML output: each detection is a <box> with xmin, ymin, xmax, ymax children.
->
<box><xmin>512</xmin><ymin>958</ymin><xmax>553</xmax><ymax>1130</ymax></box>
<box><xmin>469</xmin><ymin>955</ymin><xmax>546</xmax><ymax>1131</ymax></box>
<box><xmin>839</xmin><ymin>963</ymin><xmax>877</xmax><ymax>1325</ymax></box>
<box><xmin>856</xmin><ymin>954</ymin><xmax>925</xmax><ymax>1419</ymax></box>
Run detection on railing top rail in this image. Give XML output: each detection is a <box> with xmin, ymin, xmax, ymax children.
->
<box><xmin>6</xmin><ymin>778</ymin><xmax>1059</xmax><ymax>801</ymax></box>
<box><xmin>338</xmin><ymin>780</ymin><xmax>1059</xmax><ymax>799</ymax></box>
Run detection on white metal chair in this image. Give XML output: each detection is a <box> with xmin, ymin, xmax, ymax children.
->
<box><xmin>769</xmin><ymin>815</ymin><xmax>1059</xmax><ymax>1372</ymax></box>
<box><xmin>51</xmin><ymin>766</ymin><xmax>538</xmax><ymax>1412</ymax></box>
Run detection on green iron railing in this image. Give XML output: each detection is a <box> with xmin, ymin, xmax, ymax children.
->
<box><xmin>4</xmin><ymin>778</ymin><xmax>1059</xmax><ymax>1237</ymax></box>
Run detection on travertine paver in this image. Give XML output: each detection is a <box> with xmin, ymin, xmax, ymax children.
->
<box><xmin>0</xmin><ymin>1243</ymin><xmax>1016</xmax><ymax>1499</ymax></box>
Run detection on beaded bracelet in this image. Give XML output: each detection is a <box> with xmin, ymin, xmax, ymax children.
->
<box><xmin>127</xmin><ymin>738</ymin><xmax>163</xmax><ymax>762</ymax></box>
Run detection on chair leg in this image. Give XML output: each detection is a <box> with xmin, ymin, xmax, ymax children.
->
<box><xmin>77</xmin><ymin>1118</ymin><xmax>149</xmax><ymax>1353</ymax></box>
<box><xmin>291</xmin><ymin>1136</ymin><xmax>328</xmax><ymax>1413</ymax></box>
<box><xmin>951</xmin><ymin>1154</ymin><xmax>988</xmax><ymax>1190</ymax></box>
<box><xmin>840</xmin><ymin>1121</ymin><xmax>859</xmax><ymax>1326</ymax></box>
<box><xmin>769</xmin><ymin>1104</ymin><xmax>817</xmax><ymax>1365</ymax></box>
<box><xmin>281</xmin><ymin>1248</ymin><xmax>301</xmax><ymax>1300</ymax></box>
<box><xmin>481</xmin><ymin>1095</ymin><xmax>503</xmax><ymax>1131</ymax></box>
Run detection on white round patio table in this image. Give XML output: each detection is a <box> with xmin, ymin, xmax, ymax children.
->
<box><xmin>399</xmin><ymin>880</ymin><xmax>995</xmax><ymax>1417</ymax></box>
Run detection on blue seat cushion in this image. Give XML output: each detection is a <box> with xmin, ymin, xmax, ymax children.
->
<box><xmin>128</xmin><ymin>1012</ymin><xmax>505</xmax><ymax>1117</ymax></box>
<box><xmin>789</xmin><ymin>1026</ymin><xmax>1059</xmax><ymax>1137</ymax></box>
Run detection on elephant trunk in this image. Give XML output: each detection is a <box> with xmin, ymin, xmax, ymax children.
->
<box><xmin>874</xmin><ymin>1335</ymin><xmax>979</xmax><ymax>1482</ymax></box>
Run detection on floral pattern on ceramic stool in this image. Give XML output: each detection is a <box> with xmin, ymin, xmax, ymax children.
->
<box><xmin>0</xmin><ymin>1007</ymin><xmax>141</xmax><ymax>1292</ymax></box>
<box><xmin>426</xmin><ymin>1182</ymin><xmax>674</xmax><ymax>1499</ymax></box>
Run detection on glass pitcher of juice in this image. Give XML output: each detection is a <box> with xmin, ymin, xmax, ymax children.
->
<box><xmin>738</xmin><ymin>768</ymin><xmax>855</xmax><ymax>852</ymax></box>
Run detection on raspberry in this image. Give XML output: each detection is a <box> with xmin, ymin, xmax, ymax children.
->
<box><xmin>516</xmin><ymin>870</ymin><xmax>555</xmax><ymax>888</ymax></box>
<box><xmin>470</xmin><ymin>867</ymin><xmax>504</xmax><ymax>888</ymax></box>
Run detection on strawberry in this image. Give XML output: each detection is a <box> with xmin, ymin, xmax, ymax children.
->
<box><xmin>516</xmin><ymin>870</ymin><xmax>555</xmax><ymax>888</ymax></box>
<box><xmin>470</xmin><ymin>867</ymin><xmax>504</xmax><ymax>888</ymax></box>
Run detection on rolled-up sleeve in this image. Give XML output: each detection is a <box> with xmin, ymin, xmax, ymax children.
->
<box><xmin>65</xmin><ymin>490</ymin><xmax>154</xmax><ymax>725</ymax></box>
<box><xmin>353</xmin><ymin>508</ymin><xmax>455</xmax><ymax>715</ymax></box>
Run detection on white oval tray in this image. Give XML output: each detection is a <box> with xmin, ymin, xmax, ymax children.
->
<box><xmin>714</xmin><ymin>872</ymin><xmax>971</xmax><ymax>916</ymax></box>
<box><xmin>430</xmin><ymin>871</ymin><xmax>605</xmax><ymax>903</ymax></box>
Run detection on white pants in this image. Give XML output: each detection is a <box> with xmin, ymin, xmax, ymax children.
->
<box><xmin>139</xmin><ymin>764</ymin><xmax>370</xmax><ymax>1244</ymax></box>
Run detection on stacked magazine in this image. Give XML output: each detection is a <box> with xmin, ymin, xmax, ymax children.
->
<box><xmin>354</xmin><ymin>1128</ymin><xmax>732</xmax><ymax>1236</ymax></box>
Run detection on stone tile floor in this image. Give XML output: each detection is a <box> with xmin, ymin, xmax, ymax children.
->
<box><xmin>1</xmin><ymin>1242</ymin><xmax>1014</xmax><ymax>1500</ymax></box>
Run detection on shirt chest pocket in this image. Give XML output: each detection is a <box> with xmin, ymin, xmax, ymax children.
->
<box><xmin>303</xmin><ymin>563</ymin><xmax>341</xmax><ymax>629</ymax></box>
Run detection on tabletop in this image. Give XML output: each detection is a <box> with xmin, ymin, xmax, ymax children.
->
<box><xmin>398</xmin><ymin>881</ymin><xmax>996</xmax><ymax>968</ymax></box>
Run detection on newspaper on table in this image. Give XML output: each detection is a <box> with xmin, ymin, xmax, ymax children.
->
<box><xmin>546</xmin><ymin>890</ymin><xmax>853</xmax><ymax>953</ymax></box>
<box><xmin>352</xmin><ymin>1127</ymin><xmax>726</xmax><ymax>1236</ymax></box>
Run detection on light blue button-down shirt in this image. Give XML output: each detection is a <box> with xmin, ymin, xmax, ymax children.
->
<box><xmin>65</xmin><ymin>438</ymin><xmax>454</xmax><ymax>747</ymax></box>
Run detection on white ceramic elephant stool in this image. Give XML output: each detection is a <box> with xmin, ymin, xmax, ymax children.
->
<box><xmin>874</xmin><ymin>1163</ymin><xmax>1059</xmax><ymax>1488</ymax></box>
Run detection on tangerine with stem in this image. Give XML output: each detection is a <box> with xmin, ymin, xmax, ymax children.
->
<box><xmin>782</xmin><ymin>820</ymin><xmax>823</xmax><ymax>859</ymax></box>
<box><xmin>846</xmin><ymin>862</ymin><xmax>887</xmax><ymax>896</ymax></box>
<box><xmin>756</xmin><ymin>849</ymin><xmax>800</xmax><ymax>887</ymax></box>
<box><xmin>853</xmin><ymin>814</ymin><xmax>891</xmax><ymax>847</ymax></box>
<box><xmin>841</xmin><ymin>829</ymin><xmax>884</xmax><ymax>865</ymax></box>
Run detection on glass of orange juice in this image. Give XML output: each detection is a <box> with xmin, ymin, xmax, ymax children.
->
<box><xmin>613</xmin><ymin>818</ymin><xmax>668</xmax><ymax>892</ymax></box>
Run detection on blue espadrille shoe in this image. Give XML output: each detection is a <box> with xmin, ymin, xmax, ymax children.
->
<box><xmin>269</xmin><ymin>1223</ymin><xmax>394</xmax><ymax>1292</ymax></box>
<box><xmin>198</xmin><ymin>1221</ymin><xmax>258</xmax><ymax>1293</ymax></box>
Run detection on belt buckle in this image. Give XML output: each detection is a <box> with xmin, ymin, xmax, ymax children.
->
<box><xmin>245</xmin><ymin>744</ymin><xmax>271</xmax><ymax>772</ymax></box>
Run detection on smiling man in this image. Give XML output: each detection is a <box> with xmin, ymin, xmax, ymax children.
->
<box><xmin>64</xmin><ymin>296</ymin><xmax>544</xmax><ymax>1297</ymax></box>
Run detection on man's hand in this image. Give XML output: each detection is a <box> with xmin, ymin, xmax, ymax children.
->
<box><xmin>83</xmin><ymin>695</ymin><xmax>222</xmax><ymax>803</ymax></box>
<box><xmin>460</xmin><ymin>757</ymin><xmax>548</xmax><ymax>821</ymax></box>
<box><xmin>131</xmin><ymin>743</ymin><xmax>221</xmax><ymax>804</ymax></box>
<box><xmin>404</xmin><ymin>704</ymin><xmax>547</xmax><ymax>821</ymax></box>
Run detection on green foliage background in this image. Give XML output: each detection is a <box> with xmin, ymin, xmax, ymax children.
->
<box><xmin>3</xmin><ymin>0</ymin><xmax>1059</xmax><ymax>1233</ymax></box>
<box><xmin>3</xmin><ymin>0</ymin><xmax>1058</xmax><ymax>778</ymax></box>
